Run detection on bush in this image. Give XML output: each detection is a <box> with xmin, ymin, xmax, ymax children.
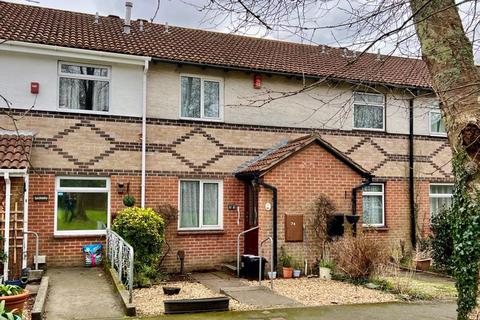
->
<box><xmin>329</xmin><ymin>234</ymin><xmax>388</xmax><ymax>281</ymax></box>
<box><xmin>430</xmin><ymin>207</ymin><xmax>454</xmax><ymax>273</ymax></box>
<box><xmin>112</xmin><ymin>207</ymin><xmax>165</xmax><ymax>287</ymax></box>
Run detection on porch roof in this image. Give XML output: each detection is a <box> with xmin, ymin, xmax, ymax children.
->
<box><xmin>236</xmin><ymin>133</ymin><xmax>372</xmax><ymax>178</ymax></box>
<box><xmin>0</xmin><ymin>131</ymin><xmax>34</xmax><ymax>170</ymax></box>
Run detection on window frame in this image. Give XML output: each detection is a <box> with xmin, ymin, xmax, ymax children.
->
<box><xmin>352</xmin><ymin>92</ymin><xmax>386</xmax><ymax>131</ymax></box>
<box><xmin>177</xmin><ymin>179</ymin><xmax>224</xmax><ymax>231</ymax></box>
<box><xmin>179</xmin><ymin>74</ymin><xmax>224</xmax><ymax>122</ymax></box>
<box><xmin>429</xmin><ymin>183</ymin><xmax>454</xmax><ymax>216</ymax></box>
<box><xmin>362</xmin><ymin>183</ymin><xmax>385</xmax><ymax>227</ymax></box>
<box><xmin>54</xmin><ymin>176</ymin><xmax>111</xmax><ymax>236</ymax></box>
<box><xmin>57</xmin><ymin>61</ymin><xmax>112</xmax><ymax>114</ymax></box>
<box><xmin>429</xmin><ymin>109</ymin><xmax>447</xmax><ymax>137</ymax></box>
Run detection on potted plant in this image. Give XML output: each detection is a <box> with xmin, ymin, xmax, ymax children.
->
<box><xmin>0</xmin><ymin>300</ymin><xmax>20</xmax><ymax>320</ymax></box>
<box><xmin>293</xmin><ymin>260</ymin><xmax>302</xmax><ymax>278</ymax></box>
<box><xmin>267</xmin><ymin>271</ymin><xmax>277</xmax><ymax>280</ymax></box>
<box><xmin>123</xmin><ymin>195</ymin><xmax>136</xmax><ymax>207</ymax></box>
<box><xmin>0</xmin><ymin>284</ymin><xmax>29</xmax><ymax>314</ymax></box>
<box><xmin>279</xmin><ymin>247</ymin><xmax>293</xmax><ymax>279</ymax></box>
<box><xmin>318</xmin><ymin>259</ymin><xmax>334</xmax><ymax>280</ymax></box>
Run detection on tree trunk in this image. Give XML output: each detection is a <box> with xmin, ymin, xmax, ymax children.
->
<box><xmin>409</xmin><ymin>0</ymin><xmax>480</xmax><ymax>318</ymax></box>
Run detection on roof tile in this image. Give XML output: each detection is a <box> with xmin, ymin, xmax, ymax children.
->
<box><xmin>0</xmin><ymin>133</ymin><xmax>33</xmax><ymax>169</ymax></box>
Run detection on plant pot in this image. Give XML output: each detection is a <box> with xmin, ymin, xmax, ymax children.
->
<box><xmin>414</xmin><ymin>258</ymin><xmax>432</xmax><ymax>271</ymax></box>
<box><xmin>293</xmin><ymin>269</ymin><xmax>301</xmax><ymax>278</ymax></box>
<box><xmin>0</xmin><ymin>290</ymin><xmax>29</xmax><ymax>314</ymax></box>
<box><xmin>267</xmin><ymin>271</ymin><xmax>277</xmax><ymax>279</ymax></box>
<box><xmin>163</xmin><ymin>286</ymin><xmax>181</xmax><ymax>295</ymax></box>
<box><xmin>319</xmin><ymin>267</ymin><xmax>332</xmax><ymax>280</ymax></box>
<box><xmin>282</xmin><ymin>267</ymin><xmax>293</xmax><ymax>278</ymax></box>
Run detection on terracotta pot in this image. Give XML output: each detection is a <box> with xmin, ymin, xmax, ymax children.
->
<box><xmin>414</xmin><ymin>258</ymin><xmax>432</xmax><ymax>271</ymax></box>
<box><xmin>0</xmin><ymin>290</ymin><xmax>29</xmax><ymax>314</ymax></box>
<box><xmin>282</xmin><ymin>267</ymin><xmax>293</xmax><ymax>278</ymax></box>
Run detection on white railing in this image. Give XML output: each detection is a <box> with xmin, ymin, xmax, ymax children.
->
<box><xmin>106</xmin><ymin>229</ymin><xmax>134</xmax><ymax>303</ymax></box>
<box><xmin>236</xmin><ymin>226</ymin><xmax>260</xmax><ymax>277</ymax></box>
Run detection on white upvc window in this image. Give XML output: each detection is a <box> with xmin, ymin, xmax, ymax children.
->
<box><xmin>180</xmin><ymin>74</ymin><xmax>223</xmax><ymax>121</ymax></box>
<box><xmin>178</xmin><ymin>179</ymin><xmax>223</xmax><ymax>230</ymax></box>
<box><xmin>362</xmin><ymin>183</ymin><xmax>385</xmax><ymax>227</ymax></box>
<box><xmin>54</xmin><ymin>177</ymin><xmax>110</xmax><ymax>236</ymax></box>
<box><xmin>353</xmin><ymin>92</ymin><xmax>385</xmax><ymax>131</ymax></box>
<box><xmin>429</xmin><ymin>109</ymin><xmax>447</xmax><ymax>136</ymax></box>
<box><xmin>429</xmin><ymin>183</ymin><xmax>453</xmax><ymax>217</ymax></box>
<box><xmin>58</xmin><ymin>62</ymin><xmax>111</xmax><ymax>112</ymax></box>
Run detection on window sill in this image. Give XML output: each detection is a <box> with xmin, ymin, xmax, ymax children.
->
<box><xmin>363</xmin><ymin>226</ymin><xmax>389</xmax><ymax>231</ymax></box>
<box><xmin>177</xmin><ymin>230</ymin><xmax>225</xmax><ymax>236</ymax></box>
<box><xmin>352</xmin><ymin>128</ymin><xmax>386</xmax><ymax>133</ymax></box>
<box><xmin>56</xmin><ymin>108</ymin><xmax>110</xmax><ymax>116</ymax></box>
<box><xmin>54</xmin><ymin>233</ymin><xmax>106</xmax><ymax>238</ymax></box>
<box><xmin>179</xmin><ymin>117</ymin><xmax>224</xmax><ymax>123</ymax></box>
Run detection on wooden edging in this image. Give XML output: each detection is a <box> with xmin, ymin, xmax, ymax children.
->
<box><xmin>106</xmin><ymin>266</ymin><xmax>136</xmax><ymax>316</ymax></box>
<box><xmin>31</xmin><ymin>276</ymin><xmax>48</xmax><ymax>320</ymax></box>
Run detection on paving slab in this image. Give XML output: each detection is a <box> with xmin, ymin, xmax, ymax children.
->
<box><xmin>44</xmin><ymin>267</ymin><xmax>124</xmax><ymax>320</ymax></box>
<box><xmin>192</xmin><ymin>272</ymin><xmax>300</xmax><ymax>308</ymax></box>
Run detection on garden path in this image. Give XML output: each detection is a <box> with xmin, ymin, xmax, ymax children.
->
<box><xmin>192</xmin><ymin>272</ymin><xmax>300</xmax><ymax>308</ymax></box>
<box><xmin>44</xmin><ymin>267</ymin><xmax>124</xmax><ymax>320</ymax></box>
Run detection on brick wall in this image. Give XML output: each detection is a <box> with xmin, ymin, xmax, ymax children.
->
<box><xmin>258</xmin><ymin>143</ymin><xmax>365</xmax><ymax>270</ymax></box>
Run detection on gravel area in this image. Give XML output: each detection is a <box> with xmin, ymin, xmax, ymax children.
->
<box><xmin>21</xmin><ymin>296</ymin><xmax>35</xmax><ymax>320</ymax></box>
<box><xmin>134</xmin><ymin>281</ymin><xmax>253</xmax><ymax>316</ymax></box>
<box><xmin>246</xmin><ymin>278</ymin><xmax>398</xmax><ymax>306</ymax></box>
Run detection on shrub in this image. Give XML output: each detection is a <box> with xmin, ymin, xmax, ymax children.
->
<box><xmin>329</xmin><ymin>233</ymin><xmax>388</xmax><ymax>281</ymax></box>
<box><xmin>430</xmin><ymin>207</ymin><xmax>454</xmax><ymax>273</ymax></box>
<box><xmin>112</xmin><ymin>207</ymin><xmax>165</xmax><ymax>287</ymax></box>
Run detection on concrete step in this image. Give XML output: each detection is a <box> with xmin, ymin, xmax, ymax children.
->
<box><xmin>28</xmin><ymin>269</ymin><xmax>44</xmax><ymax>282</ymax></box>
<box><xmin>220</xmin><ymin>262</ymin><xmax>237</xmax><ymax>275</ymax></box>
<box><xmin>26</xmin><ymin>284</ymin><xmax>40</xmax><ymax>296</ymax></box>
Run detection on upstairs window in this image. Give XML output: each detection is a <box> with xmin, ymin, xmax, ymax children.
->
<box><xmin>430</xmin><ymin>109</ymin><xmax>447</xmax><ymax>136</ymax></box>
<box><xmin>353</xmin><ymin>92</ymin><xmax>385</xmax><ymax>130</ymax></box>
<box><xmin>430</xmin><ymin>184</ymin><xmax>453</xmax><ymax>217</ymax></box>
<box><xmin>180</xmin><ymin>75</ymin><xmax>222</xmax><ymax>120</ymax></box>
<box><xmin>362</xmin><ymin>183</ymin><xmax>385</xmax><ymax>227</ymax></box>
<box><xmin>58</xmin><ymin>62</ymin><xmax>110</xmax><ymax>112</ymax></box>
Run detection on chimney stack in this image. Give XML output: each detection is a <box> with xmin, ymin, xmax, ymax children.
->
<box><xmin>124</xmin><ymin>1</ymin><xmax>133</xmax><ymax>34</ymax></box>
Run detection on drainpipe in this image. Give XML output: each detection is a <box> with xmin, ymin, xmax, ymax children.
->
<box><xmin>351</xmin><ymin>177</ymin><xmax>372</xmax><ymax>236</ymax></box>
<box><xmin>3</xmin><ymin>172</ymin><xmax>10</xmax><ymax>281</ymax></box>
<box><xmin>409</xmin><ymin>98</ymin><xmax>416</xmax><ymax>248</ymax></box>
<box><xmin>141</xmin><ymin>58</ymin><xmax>150</xmax><ymax>209</ymax></box>
<box><xmin>255</xmin><ymin>177</ymin><xmax>278</xmax><ymax>270</ymax></box>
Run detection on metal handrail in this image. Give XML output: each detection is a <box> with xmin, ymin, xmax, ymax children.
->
<box><xmin>106</xmin><ymin>229</ymin><xmax>134</xmax><ymax>303</ymax></box>
<box><xmin>23</xmin><ymin>231</ymin><xmax>39</xmax><ymax>270</ymax></box>
<box><xmin>236</xmin><ymin>226</ymin><xmax>259</xmax><ymax>277</ymax></box>
<box><xmin>259</xmin><ymin>237</ymin><xmax>273</xmax><ymax>290</ymax></box>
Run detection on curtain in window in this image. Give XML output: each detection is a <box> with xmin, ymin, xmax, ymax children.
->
<box><xmin>362</xmin><ymin>195</ymin><xmax>383</xmax><ymax>225</ymax></box>
<box><xmin>180</xmin><ymin>181</ymin><xmax>199</xmax><ymax>228</ymax></box>
<box><xmin>354</xmin><ymin>104</ymin><xmax>384</xmax><ymax>129</ymax></box>
<box><xmin>430</xmin><ymin>197</ymin><xmax>452</xmax><ymax>216</ymax></box>
<box><xmin>203</xmin><ymin>183</ymin><xmax>218</xmax><ymax>225</ymax></box>
<box><xmin>204</xmin><ymin>81</ymin><xmax>220</xmax><ymax>118</ymax></box>
<box><xmin>59</xmin><ymin>78</ymin><xmax>109</xmax><ymax>111</ymax></box>
<box><xmin>430</xmin><ymin>112</ymin><xmax>446</xmax><ymax>133</ymax></box>
<box><xmin>181</xmin><ymin>76</ymin><xmax>201</xmax><ymax>118</ymax></box>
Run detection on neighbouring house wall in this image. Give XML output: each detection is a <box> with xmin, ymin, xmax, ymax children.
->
<box><xmin>147</xmin><ymin>63</ymin><xmax>440</xmax><ymax>136</ymax></box>
<box><xmin>0</xmin><ymin>50</ymin><xmax>144</xmax><ymax>117</ymax></box>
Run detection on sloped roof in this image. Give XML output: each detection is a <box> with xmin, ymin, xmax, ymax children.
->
<box><xmin>0</xmin><ymin>1</ymin><xmax>432</xmax><ymax>88</ymax></box>
<box><xmin>236</xmin><ymin>134</ymin><xmax>371</xmax><ymax>177</ymax></box>
<box><xmin>0</xmin><ymin>132</ymin><xmax>33</xmax><ymax>169</ymax></box>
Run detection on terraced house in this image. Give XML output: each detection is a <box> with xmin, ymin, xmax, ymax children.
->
<box><xmin>0</xmin><ymin>1</ymin><xmax>453</xmax><ymax>276</ymax></box>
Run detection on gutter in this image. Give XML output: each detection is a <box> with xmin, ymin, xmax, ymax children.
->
<box><xmin>254</xmin><ymin>177</ymin><xmax>278</xmax><ymax>270</ymax></box>
<box><xmin>141</xmin><ymin>58</ymin><xmax>151</xmax><ymax>208</ymax></box>
<box><xmin>409</xmin><ymin>98</ymin><xmax>416</xmax><ymax>248</ymax></box>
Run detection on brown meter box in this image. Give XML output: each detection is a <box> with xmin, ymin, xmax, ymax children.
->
<box><xmin>285</xmin><ymin>214</ymin><xmax>304</xmax><ymax>242</ymax></box>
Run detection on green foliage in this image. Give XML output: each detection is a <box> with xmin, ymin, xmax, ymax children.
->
<box><xmin>0</xmin><ymin>285</ymin><xmax>23</xmax><ymax>297</ymax></box>
<box><xmin>112</xmin><ymin>207</ymin><xmax>165</xmax><ymax>287</ymax></box>
<box><xmin>318</xmin><ymin>259</ymin><xmax>336</xmax><ymax>272</ymax></box>
<box><xmin>451</xmin><ymin>150</ymin><xmax>480</xmax><ymax>320</ymax></box>
<box><xmin>0</xmin><ymin>300</ymin><xmax>20</xmax><ymax>320</ymax></box>
<box><xmin>122</xmin><ymin>195</ymin><xmax>136</xmax><ymax>207</ymax></box>
<box><xmin>430</xmin><ymin>207</ymin><xmax>454</xmax><ymax>273</ymax></box>
<box><xmin>279</xmin><ymin>247</ymin><xmax>292</xmax><ymax>268</ymax></box>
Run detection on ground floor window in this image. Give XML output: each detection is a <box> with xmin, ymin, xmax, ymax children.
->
<box><xmin>55</xmin><ymin>177</ymin><xmax>110</xmax><ymax>236</ymax></box>
<box><xmin>178</xmin><ymin>179</ymin><xmax>223</xmax><ymax>230</ymax></box>
<box><xmin>429</xmin><ymin>184</ymin><xmax>454</xmax><ymax>216</ymax></box>
<box><xmin>362</xmin><ymin>183</ymin><xmax>385</xmax><ymax>227</ymax></box>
